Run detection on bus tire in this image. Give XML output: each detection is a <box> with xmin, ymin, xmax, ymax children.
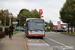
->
<box><xmin>26</xmin><ymin>35</ymin><xmax>29</xmax><ymax>38</ymax></box>
<box><xmin>40</xmin><ymin>37</ymin><xmax>43</xmax><ymax>39</ymax></box>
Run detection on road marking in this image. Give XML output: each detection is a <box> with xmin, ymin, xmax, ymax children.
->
<box><xmin>39</xmin><ymin>39</ymin><xmax>50</xmax><ymax>46</ymax></box>
<box><xmin>28</xmin><ymin>40</ymin><xmax>40</xmax><ymax>42</ymax></box>
<box><xmin>45</xmin><ymin>37</ymin><xmax>74</xmax><ymax>49</ymax></box>
<box><xmin>28</xmin><ymin>43</ymin><xmax>50</xmax><ymax>46</ymax></box>
<box><xmin>27</xmin><ymin>39</ymin><xmax>50</xmax><ymax>46</ymax></box>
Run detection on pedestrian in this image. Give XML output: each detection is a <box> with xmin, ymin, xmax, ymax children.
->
<box><xmin>8</xmin><ymin>25</ymin><xmax>14</xmax><ymax>40</ymax></box>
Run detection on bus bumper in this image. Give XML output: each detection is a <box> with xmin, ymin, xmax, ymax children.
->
<box><xmin>28</xmin><ymin>34</ymin><xmax>45</xmax><ymax>37</ymax></box>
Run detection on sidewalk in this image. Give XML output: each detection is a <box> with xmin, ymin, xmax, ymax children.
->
<box><xmin>0</xmin><ymin>32</ymin><xmax>27</xmax><ymax>50</ymax></box>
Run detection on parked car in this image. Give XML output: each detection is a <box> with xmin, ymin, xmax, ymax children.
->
<box><xmin>55</xmin><ymin>28</ymin><xmax>66</xmax><ymax>32</ymax></box>
<box><xmin>15</xmin><ymin>27</ymin><xmax>25</xmax><ymax>31</ymax></box>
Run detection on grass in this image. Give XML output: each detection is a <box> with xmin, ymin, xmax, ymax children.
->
<box><xmin>61</xmin><ymin>32</ymin><xmax>75</xmax><ymax>36</ymax></box>
<box><xmin>0</xmin><ymin>25</ymin><xmax>9</xmax><ymax>28</ymax></box>
<box><xmin>13</xmin><ymin>31</ymin><xmax>23</xmax><ymax>34</ymax></box>
<box><xmin>0</xmin><ymin>31</ymin><xmax>23</xmax><ymax>40</ymax></box>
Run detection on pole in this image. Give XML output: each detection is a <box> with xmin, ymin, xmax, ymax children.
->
<box><xmin>9</xmin><ymin>12</ymin><xmax>12</xmax><ymax>26</ymax></box>
<box><xmin>9</xmin><ymin>18</ymin><xmax>11</xmax><ymax>26</ymax></box>
<box><xmin>68</xmin><ymin>23</ymin><xmax>70</xmax><ymax>33</ymax></box>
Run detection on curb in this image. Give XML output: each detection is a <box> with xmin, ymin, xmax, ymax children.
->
<box><xmin>24</xmin><ymin>35</ymin><xmax>29</xmax><ymax>50</ymax></box>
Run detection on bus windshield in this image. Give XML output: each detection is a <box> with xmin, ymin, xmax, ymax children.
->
<box><xmin>28</xmin><ymin>22</ymin><xmax>44</xmax><ymax>31</ymax></box>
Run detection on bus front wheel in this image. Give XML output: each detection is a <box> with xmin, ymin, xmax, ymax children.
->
<box><xmin>40</xmin><ymin>37</ymin><xmax>43</xmax><ymax>39</ymax></box>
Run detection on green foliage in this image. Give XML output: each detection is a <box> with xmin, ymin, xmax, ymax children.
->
<box><xmin>0</xmin><ymin>10</ymin><xmax>9</xmax><ymax>26</ymax></box>
<box><xmin>0</xmin><ymin>31</ymin><xmax>23</xmax><ymax>40</ymax></box>
<box><xmin>61</xmin><ymin>32</ymin><xmax>75</xmax><ymax>36</ymax></box>
<box><xmin>45</xmin><ymin>20</ymin><xmax>54</xmax><ymax>31</ymax></box>
<box><xmin>31</xmin><ymin>9</ymin><xmax>40</xmax><ymax>18</ymax></box>
<box><xmin>13</xmin><ymin>31</ymin><xmax>23</xmax><ymax>34</ymax></box>
<box><xmin>46</xmin><ymin>28</ymin><xmax>50</xmax><ymax>32</ymax></box>
<box><xmin>45</xmin><ymin>22</ymin><xmax>49</xmax><ymax>27</ymax></box>
<box><xmin>17</xmin><ymin>9</ymin><xmax>40</xmax><ymax>26</ymax></box>
<box><xmin>49</xmin><ymin>20</ymin><xmax>54</xmax><ymax>28</ymax></box>
<box><xmin>49</xmin><ymin>20</ymin><xmax>54</xmax><ymax>31</ymax></box>
<box><xmin>50</xmin><ymin>27</ymin><xmax>55</xmax><ymax>31</ymax></box>
<box><xmin>60</xmin><ymin>0</ymin><xmax>75</xmax><ymax>27</ymax></box>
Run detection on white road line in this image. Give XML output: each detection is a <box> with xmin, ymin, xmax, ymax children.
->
<box><xmin>28</xmin><ymin>43</ymin><xmax>50</xmax><ymax>46</ymax></box>
<box><xmin>45</xmin><ymin>37</ymin><xmax>74</xmax><ymax>49</ymax></box>
<box><xmin>39</xmin><ymin>39</ymin><xmax>50</xmax><ymax>46</ymax></box>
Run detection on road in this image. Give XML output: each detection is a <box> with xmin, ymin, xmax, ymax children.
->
<box><xmin>44</xmin><ymin>32</ymin><xmax>75</xmax><ymax>50</ymax></box>
<box><xmin>26</xmin><ymin>32</ymin><xmax>75</xmax><ymax>50</ymax></box>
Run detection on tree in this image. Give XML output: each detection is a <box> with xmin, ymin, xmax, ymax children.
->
<box><xmin>60</xmin><ymin>0</ymin><xmax>75</xmax><ymax>27</ymax></box>
<box><xmin>31</xmin><ymin>9</ymin><xmax>40</xmax><ymax>18</ymax></box>
<box><xmin>60</xmin><ymin>0</ymin><xmax>75</xmax><ymax>33</ymax></box>
<box><xmin>0</xmin><ymin>10</ymin><xmax>9</xmax><ymax>26</ymax></box>
<box><xmin>17</xmin><ymin>8</ymin><xmax>40</xmax><ymax>26</ymax></box>
<box><xmin>49</xmin><ymin>20</ymin><xmax>54</xmax><ymax>31</ymax></box>
<box><xmin>49</xmin><ymin>20</ymin><xmax>54</xmax><ymax>28</ymax></box>
<box><xmin>17</xmin><ymin>9</ymin><xmax>31</xmax><ymax>26</ymax></box>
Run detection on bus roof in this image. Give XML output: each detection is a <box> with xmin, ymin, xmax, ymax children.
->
<box><xmin>26</xmin><ymin>18</ymin><xmax>44</xmax><ymax>21</ymax></box>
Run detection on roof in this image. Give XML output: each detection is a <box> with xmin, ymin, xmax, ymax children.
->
<box><xmin>26</xmin><ymin>18</ymin><xmax>43</xmax><ymax>21</ymax></box>
<box><xmin>54</xmin><ymin>25</ymin><xmax>63</xmax><ymax>27</ymax></box>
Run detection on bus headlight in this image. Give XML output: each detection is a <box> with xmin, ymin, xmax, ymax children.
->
<box><xmin>43</xmin><ymin>33</ymin><xmax>45</xmax><ymax>34</ymax></box>
<box><xmin>42</xmin><ymin>31</ymin><xmax>45</xmax><ymax>34</ymax></box>
<box><xmin>28</xmin><ymin>31</ymin><xmax>30</xmax><ymax>34</ymax></box>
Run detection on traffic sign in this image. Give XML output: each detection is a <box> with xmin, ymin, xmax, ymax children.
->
<box><xmin>57</xmin><ymin>21</ymin><xmax>61</xmax><ymax>28</ymax></box>
<box><xmin>39</xmin><ymin>9</ymin><xmax>44</xmax><ymax>17</ymax></box>
<box><xmin>40</xmin><ymin>16</ymin><xmax>44</xmax><ymax>17</ymax></box>
<box><xmin>39</xmin><ymin>9</ymin><xmax>43</xmax><ymax>15</ymax></box>
<box><xmin>9</xmin><ymin>13</ymin><xmax>12</xmax><ymax>17</ymax></box>
<box><xmin>57</xmin><ymin>21</ymin><xmax>61</xmax><ymax>25</ymax></box>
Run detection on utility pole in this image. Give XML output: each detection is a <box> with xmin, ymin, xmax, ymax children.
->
<box><xmin>9</xmin><ymin>12</ymin><xmax>12</xmax><ymax>26</ymax></box>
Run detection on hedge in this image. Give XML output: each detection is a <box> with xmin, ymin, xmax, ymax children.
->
<box><xmin>0</xmin><ymin>31</ymin><xmax>5</xmax><ymax>38</ymax></box>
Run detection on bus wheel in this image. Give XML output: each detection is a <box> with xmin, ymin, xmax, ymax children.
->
<box><xmin>26</xmin><ymin>35</ymin><xmax>28</xmax><ymax>37</ymax></box>
<box><xmin>40</xmin><ymin>37</ymin><xmax>43</xmax><ymax>39</ymax></box>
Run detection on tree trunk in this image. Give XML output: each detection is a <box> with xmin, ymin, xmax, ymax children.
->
<box><xmin>71</xmin><ymin>27</ymin><xmax>73</xmax><ymax>33</ymax></box>
<box><xmin>68</xmin><ymin>23</ymin><xmax>70</xmax><ymax>33</ymax></box>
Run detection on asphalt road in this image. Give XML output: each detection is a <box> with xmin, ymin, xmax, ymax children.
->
<box><xmin>44</xmin><ymin>32</ymin><xmax>75</xmax><ymax>50</ymax></box>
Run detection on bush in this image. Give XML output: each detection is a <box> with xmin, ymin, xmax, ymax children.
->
<box><xmin>45</xmin><ymin>28</ymin><xmax>50</xmax><ymax>32</ymax></box>
<box><xmin>0</xmin><ymin>31</ymin><xmax>5</xmax><ymax>38</ymax></box>
<box><xmin>50</xmin><ymin>27</ymin><xmax>55</xmax><ymax>31</ymax></box>
<box><xmin>0</xmin><ymin>28</ymin><xmax>2</xmax><ymax>31</ymax></box>
<box><xmin>5</xmin><ymin>28</ymin><xmax>9</xmax><ymax>35</ymax></box>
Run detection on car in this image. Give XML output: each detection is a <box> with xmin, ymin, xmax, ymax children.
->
<box><xmin>55</xmin><ymin>28</ymin><xmax>66</xmax><ymax>32</ymax></box>
<box><xmin>15</xmin><ymin>27</ymin><xmax>25</xmax><ymax>31</ymax></box>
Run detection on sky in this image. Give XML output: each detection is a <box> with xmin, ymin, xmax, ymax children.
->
<box><xmin>0</xmin><ymin>0</ymin><xmax>66</xmax><ymax>25</ymax></box>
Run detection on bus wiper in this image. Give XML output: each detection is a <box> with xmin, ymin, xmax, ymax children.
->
<box><xmin>30</xmin><ymin>30</ymin><xmax>33</xmax><ymax>31</ymax></box>
<box><xmin>34</xmin><ymin>29</ymin><xmax>43</xmax><ymax>31</ymax></box>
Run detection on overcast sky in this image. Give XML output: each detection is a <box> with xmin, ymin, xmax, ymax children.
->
<box><xmin>0</xmin><ymin>0</ymin><xmax>66</xmax><ymax>25</ymax></box>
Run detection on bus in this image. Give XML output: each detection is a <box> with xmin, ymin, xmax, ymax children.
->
<box><xmin>25</xmin><ymin>18</ymin><xmax>45</xmax><ymax>38</ymax></box>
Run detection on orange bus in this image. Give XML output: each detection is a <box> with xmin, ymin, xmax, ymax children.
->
<box><xmin>25</xmin><ymin>18</ymin><xmax>45</xmax><ymax>38</ymax></box>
